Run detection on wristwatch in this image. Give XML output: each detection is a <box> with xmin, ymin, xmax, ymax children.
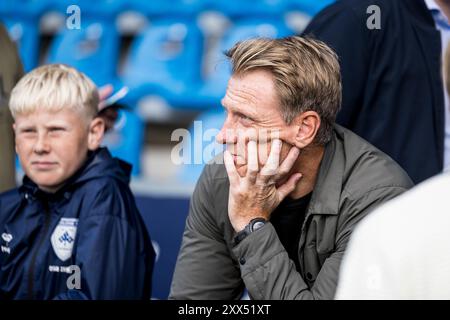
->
<box><xmin>234</xmin><ymin>217</ymin><xmax>267</xmax><ymax>246</ymax></box>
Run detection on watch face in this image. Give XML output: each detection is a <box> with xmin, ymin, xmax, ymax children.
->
<box><xmin>252</xmin><ymin>221</ymin><xmax>266</xmax><ymax>232</ymax></box>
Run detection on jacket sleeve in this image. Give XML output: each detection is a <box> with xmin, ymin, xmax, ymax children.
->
<box><xmin>169</xmin><ymin>166</ymin><xmax>244</xmax><ymax>300</ymax></box>
<box><xmin>302</xmin><ymin>2</ymin><xmax>369</xmax><ymax>128</ymax></box>
<box><xmin>54</xmin><ymin>182</ymin><xmax>154</xmax><ymax>300</ymax></box>
<box><xmin>231</xmin><ymin>186</ymin><xmax>409</xmax><ymax>300</ymax></box>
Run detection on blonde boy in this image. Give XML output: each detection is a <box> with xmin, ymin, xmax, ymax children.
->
<box><xmin>0</xmin><ymin>64</ymin><xmax>154</xmax><ymax>299</ymax></box>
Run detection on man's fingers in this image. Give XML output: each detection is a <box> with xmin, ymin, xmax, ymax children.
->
<box><xmin>277</xmin><ymin>173</ymin><xmax>302</xmax><ymax>201</ymax></box>
<box><xmin>276</xmin><ymin>146</ymin><xmax>300</xmax><ymax>179</ymax></box>
<box><xmin>224</xmin><ymin>150</ymin><xmax>239</xmax><ymax>185</ymax></box>
<box><xmin>246</xmin><ymin>140</ymin><xmax>258</xmax><ymax>181</ymax></box>
<box><xmin>261</xmin><ymin>139</ymin><xmax>282</xmax><ymax>177</ymax></box>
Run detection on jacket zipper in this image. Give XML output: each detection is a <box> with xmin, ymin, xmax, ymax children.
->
<box><xmin>27</xmin><ymin>200</ymin><xmax>52</xmax><ymax>299</ymax></box>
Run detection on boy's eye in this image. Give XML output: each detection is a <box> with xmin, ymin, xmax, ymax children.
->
<box><xmin>49</xmin><ymin>127</ymin><xmax>65</xmax><ymax>132</ymax></box>
<box><xmin>21</xmin><ymin>129</ymin><xmax>36</xmax><ymax>134</ymax></box>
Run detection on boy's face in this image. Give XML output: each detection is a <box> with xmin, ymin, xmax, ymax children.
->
<box><xmin>14</xmin><ymin>109</ymin><xmax>96</xmax><ymax>193</ymax></box>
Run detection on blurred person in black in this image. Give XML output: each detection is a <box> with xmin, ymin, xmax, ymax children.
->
<box><xmin>304</xmin><ymin>0</ymin><xmax>450</xmax><ymax>184</ymax></box>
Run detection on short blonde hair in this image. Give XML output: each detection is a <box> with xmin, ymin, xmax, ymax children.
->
<box><xmin>226</xmin><ymin>36</ymin><xmax>342</xmax><ymax>145</ymax></box>
<box><xmin>9</xmin><ymin>64</ymin><xmax>99</xmax><ymax>121</ymax></box>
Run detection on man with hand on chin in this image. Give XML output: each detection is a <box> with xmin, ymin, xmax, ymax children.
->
<box><xmin>170</xmin><ymin>36</ymin><xmax>413</xmax><ymax>300</ymax></box>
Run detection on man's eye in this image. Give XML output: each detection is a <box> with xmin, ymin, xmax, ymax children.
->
<box><xmin>239</xmin><ymin>114</ymin><xmax>253</xmax><ymax>122</ymax></box>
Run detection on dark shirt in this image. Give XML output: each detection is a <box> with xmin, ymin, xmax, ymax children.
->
<box><xmin>270</xmin><ymin>193</ymin><xmax>312</xmax><ymax>272</ymax></box>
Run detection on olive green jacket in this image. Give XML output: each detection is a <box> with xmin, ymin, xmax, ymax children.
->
<box><xmin>170</xmin><ymin>125</ymin><xmax>413</xmax><ymax>300</ymax></box>
<box><xmin>0</xmin><ymin>23</ymin><xmax>23</xmax><ymax>193</ymax></box>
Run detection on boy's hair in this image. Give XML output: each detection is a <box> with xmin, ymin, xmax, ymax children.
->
<box><xmin>9</xmin><ymin>64</ymin><xmax>99</xmax><ymax>121</ymax></box>
<box><xmin>225</xmin><ymin>36</ymin><xmax>342</xmax><ymax>145</ymax></box>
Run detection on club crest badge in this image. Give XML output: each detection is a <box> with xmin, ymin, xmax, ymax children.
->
<box><xmin>51</xmin><ymin>218</ymin><xmax>78</xmax><ymax>261</ymax></box>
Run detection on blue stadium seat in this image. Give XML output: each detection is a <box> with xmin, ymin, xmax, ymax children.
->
<box><xmin>122</xmin><ymin>19</ymin><xmax>204</xmax><ymax>109</ymax></box>
<box><xmin>0</xmin><ymin>0</ymin><xmax>46</xmax><ymax>18</ymax></box>
<box><xmin>122</xmin><ymin>0</ymin><xmax>205</xmax><ymax>17</ymax></box>
<box><xmin>178</xmin><ymin>107</ymin><xmax>225</xmax><ymax>184</ymax></box>
<box><xmin>194</xmin><ymin>18</ymin><xmax>294</xmax><ymax>109</ymax></box>
<box><xmin>102</xmin><ymin>109</ymin><xmax>145</xmax><ymax>176</ymax></box>
<box><xmin>47</xmin><ymin>20</ymin><xmax>120</xmax><ymax>87</ymax></box>
<box><xmin>43</xmin><ymin>0</ymin><xmax>123</xmax><ymax>18</ymax></box>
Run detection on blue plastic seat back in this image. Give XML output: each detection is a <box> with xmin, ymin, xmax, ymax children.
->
<box><xmin>123</xmin><ymin>0</ymin><xmax>205</xmax><ymax>16</ymax></box>
<box><xmin>47</xmin><ymin>20</ymin><xmax>120</xmax><ymax>86</ymax></box>
<box><xmin>44</xmin><ymin>0</ymin><xmax>123</xmax><ymax>18</ymax></box>
<box><xmin>178</xmin><ymin>107</ymin><xmax>226</xmax><ymax>184</ymax></box>
<box><xmin>0</xmin><ymin>0</ymin><xmax>45</xmax><ymax>18</ymax></box>
<box><xmin>122</xmin><ymin>19</ymin><xmax>203</xmax><ymax>94</ymax></box>
<box><xmin>102</xmin><ymin>109</ymin><xmax>144</xmax><ymax>176</ymax></box>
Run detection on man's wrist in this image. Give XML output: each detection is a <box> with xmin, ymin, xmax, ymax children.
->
<box><xmin>234</xmin><ymin>217</ymin><xmax>267</xmax><ymax>246</ymax></box>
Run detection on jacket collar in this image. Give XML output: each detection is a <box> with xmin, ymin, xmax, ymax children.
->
<box><xmin>306</xmin><ymin>126</ymin><xmax>344</xmax><ymax>216</ymax></box>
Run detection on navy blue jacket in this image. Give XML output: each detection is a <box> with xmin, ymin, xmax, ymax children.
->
<box><xmin>0</xmin><ymin>148</ymin><xmax>155</xmax><ymax>299</ymax></box>
<box><xmin>304</xmin><ymin>0</ymin><xmax>444</xmax><ymax>184</ymax></box>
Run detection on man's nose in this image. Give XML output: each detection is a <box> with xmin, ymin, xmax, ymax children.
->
<box><xmin>34</xmin><ymin>132</ymin><xmax>51</xmax><ymax>154</ymax></box>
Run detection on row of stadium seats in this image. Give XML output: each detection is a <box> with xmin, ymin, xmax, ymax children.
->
<box><xmin>4</xmin><ymin>18</ymin><xmax>295</xmax><ymax>102</ymax></box>
<box><xmin>0</xmin><ymin>0</ymin><xmax>333</xmax><ymax>18</ymax></box>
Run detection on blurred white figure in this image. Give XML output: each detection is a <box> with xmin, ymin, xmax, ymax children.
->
<box><xmin>335</xmin><ymin>173</ymin><xmax>450</xmax><ymax>300</ymax></box>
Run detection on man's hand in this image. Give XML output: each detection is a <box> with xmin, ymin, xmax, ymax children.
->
<box><xmin>224</xmin><ymin>139</ymin><xmax>302</xmax><ymax>232</ymax></box>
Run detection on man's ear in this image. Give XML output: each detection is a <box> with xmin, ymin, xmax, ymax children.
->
<box><xmin>87</xmin><ymin>117</ymin><xmax>105</xmax><ymax>151</ymax></box>
<box><xmin>288</xmin><ymin>111</ymin><xmax>321</xmax><ymax>149</ymax></box>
